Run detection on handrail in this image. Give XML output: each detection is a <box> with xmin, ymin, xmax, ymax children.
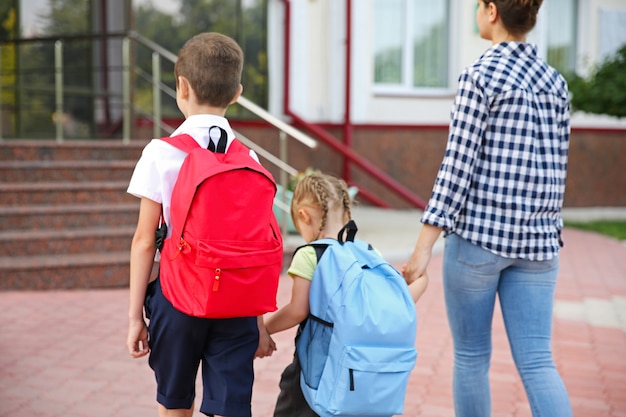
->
<box><xmin>127</xmin><ymin>31</ymin><xmax>317</xmax><ymax>149</ymax></box>
<box><xmin>0</xmin><ymin>31</ymin><xmax>314</xmax><ymax>229</ymax></box>
<box><xmin>127</xmin><ymin>31</ymin><xmax>308</xmax><ymax>230</ymax></box>
<box><xmin>287</xmin><ymin>110</ymin><xmax>427</xmax><ymax>210</ymax></box>
<box><xmin>280</xmin><ymin>0</ymin><xmax>425</xmax><ymax>209</ymax></box>
<box><xmin>237</xmin><ymin>96</ymin><xmax>317</xmax><ymax>149</ymax></box>
<box><xmin>127</xmin><ymin>31</ymin><xmax>178</xmax><ymax>63</ymax></box>
<box><xmin>0</xmin><ymin>31</ymin><xmax>316</xmax><ymax>149</ymax></box>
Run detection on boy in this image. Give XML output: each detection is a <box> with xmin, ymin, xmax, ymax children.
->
<box><xmin>126</xmin><ymin>32</ymin><xmax>274</xmax><ymax>417</ymax></box>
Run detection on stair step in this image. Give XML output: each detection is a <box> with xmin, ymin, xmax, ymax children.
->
<box><xmin>0</xmin><ymin>139</ymin><xmax>146</xmax><ymax>161</ymax></box>
<box><xmin>0</xmin><ymin>181</ymin><xmax>134</xmax><ymax>205</ymax></box>
<box><xmin>0</xmin><ymin>226</ymin><xmax>135</xmax><ymax>256</ymax></box>
<box><xmin>0</xmin><ymin>160</ymin><xmax>136</xmax><ymax>182</ymax></box>
<box><xmin>0</xmin><ymin>251</ymin><xmax>131</xmax><ymax>290</ymax></box>
<box><xmin>0</xmin><ymin>141</ymin><xmax>148</xmax><ymax>290</ymax></box>
<box><xmin>0</xmin><ymin>203</ymin><xmax>139</xmax><ymax>231</ymax></box>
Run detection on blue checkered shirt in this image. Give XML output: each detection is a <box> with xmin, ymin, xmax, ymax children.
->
<box><xmin>422</xmin><ymin>42</ymin><xmax>570</xmax><ymax>260</ymax></box>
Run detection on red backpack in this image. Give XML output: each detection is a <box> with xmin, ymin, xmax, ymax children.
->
<box><xmin>158</xmin><ymin>133</ymin><xmax>283</xmax><ymax>318</ymax></box>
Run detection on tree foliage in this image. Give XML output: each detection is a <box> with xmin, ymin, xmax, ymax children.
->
<box><xmin>567</xmin><ymin>45</ymin><xmax>626</xmax><ymax>118</ymax></box>
<box><xmin>133</xmin><ymin>0</ymin><xmax>269</xmax><ymax>118</ymax></box>
<box><xmin>1</xmin><ymin>5</ymin><xmax>17</xmax><ymax>105</ymax></box>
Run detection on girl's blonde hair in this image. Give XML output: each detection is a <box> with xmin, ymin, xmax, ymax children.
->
<box><xmin>290</xmin><ymin>172</ymin><xmax>352</xmax><ymax>236</ymax></box>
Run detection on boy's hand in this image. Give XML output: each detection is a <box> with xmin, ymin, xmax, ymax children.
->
<box><xmin>127</xmin><ymin>318</ymin><xmax>150</xmax><ymax>358</ymax></box>
<box><xmin>255</xmin><ymin>321</ymin><xmax>277</xmax><ymax>358</ymax></box>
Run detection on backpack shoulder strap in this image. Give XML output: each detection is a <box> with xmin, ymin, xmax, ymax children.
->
<box><xmin>227</xmin><ymin>138</ymin><xmax>249</xmax><ymax>154</ymax></box>
<box><xmin>337</xmin><ymin>220</ymin><xmax>358</xmax><ymax>243</ymax></box>
<box><xmin>159</xmin><ymin>134</ymin><xmax>200</xmax><ymax>154</ymax></box>
<box><xmin>293</xmin><ymin>243</ymin><xmax>329</xmax><ymax>262</ymax></box>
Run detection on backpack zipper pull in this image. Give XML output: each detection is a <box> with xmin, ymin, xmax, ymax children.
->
<box><xmin>171</xmin><ymin>237</ymin><xmax>191</xmax><ymax>260</ymax></box>
<box><xmin>213</xmin><ymin>268</ymin><xmax>221</xmax><ymax>291</ymax></box>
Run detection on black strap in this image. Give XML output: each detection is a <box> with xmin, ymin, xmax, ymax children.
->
<box><xmin>207</xmin><ymin>126</ymin><xmax>228</xmax><ymax>153</ymax></box>
<box><xmin>337</xmin><ymin>220</ymin><xmax>358</xmax><ymax>243</ymax></box>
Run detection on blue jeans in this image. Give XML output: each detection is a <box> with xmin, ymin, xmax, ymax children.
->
<box><xmin>442</xmin><ymin>233</ymin><xmax>572</xmax><ymax>417</ymax></box>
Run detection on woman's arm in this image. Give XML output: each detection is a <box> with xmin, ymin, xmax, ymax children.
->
<box><xmin>402</xmin><ymin>223</ymin><xmax>442</xmax><ymax>301</ymax></box>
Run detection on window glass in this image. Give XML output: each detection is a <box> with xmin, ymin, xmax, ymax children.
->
<box><xmin>544</xmin><ymin>0</ymin><xmax>577</xmax><ymax>75</ymax></box>
<box><xmin>598</xmin><ymin>8</ymin><xmax>626</xmax><ymax>62</ymax></box>
<box><xmin>411</xmin><ymin>0</ymin><xmax>448</xmax><ymax>88</ymax></box>
<box><xmin>374</xmin><ymin>0</ymin><xmax>449</xmax><ymax>90</ymax></box>
<box><xmin>20</xmin><ymin>0</ymin><xmax>90</xmax><ymax>37</ymax></box>
<box><xmin>373</xmin><ymin>0</ymin><xmax>404</xmax><ymax>84</ymax></box>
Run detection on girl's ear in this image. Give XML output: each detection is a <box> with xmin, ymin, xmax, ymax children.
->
<box><xmin>297</xmin><ymin>208</ymin><xmax>312</xmax><ymax>225</ymax></box>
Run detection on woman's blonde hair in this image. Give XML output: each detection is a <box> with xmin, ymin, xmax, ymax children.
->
<box><xmin>290</xmin><ymin>172</ymin><xmax>352</xmax><ymax>236</ymax></box>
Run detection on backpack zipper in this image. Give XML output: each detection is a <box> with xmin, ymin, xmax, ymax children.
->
<box><xmin>171</xmin><ymin>237</ymin><xmax>191</xmax><ymax>260</ymax></box>
<box><xmin>349</xmin><ymin>368</ymin><xmax>355</xmax><ymax>391</ymax></box>
<box><xmin>213</xmin><ymin>268</ymin><xmax>221</xmax><ymax>291</ymax></box>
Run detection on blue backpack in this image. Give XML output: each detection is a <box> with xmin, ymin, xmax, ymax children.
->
<box><xmin>296</xmin><ymin>220</ymin><xmax>417</xmax><ymax>417</ymax></box>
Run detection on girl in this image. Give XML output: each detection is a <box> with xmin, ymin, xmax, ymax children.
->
<box><xmin>260</xmin><ymin>172</ymin><xmax>427</xmax><ymax>416</ymax></box>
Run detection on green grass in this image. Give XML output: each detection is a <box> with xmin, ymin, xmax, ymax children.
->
<box><xmin>564</xmin><ymin>220</ymin><xmax>626</xmax><ymax>241</ymax></box>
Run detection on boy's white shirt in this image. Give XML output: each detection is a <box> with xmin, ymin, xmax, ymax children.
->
<box><xmin>127</xmin><ymin>114</ymin><xmax>259</xmax><ymax>250</ymax></box>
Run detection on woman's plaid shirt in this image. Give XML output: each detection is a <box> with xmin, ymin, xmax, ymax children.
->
<box><xmin>422</xmin><ymin>42</ymin><xmax>570</xmax><ymax>260</ymax></box>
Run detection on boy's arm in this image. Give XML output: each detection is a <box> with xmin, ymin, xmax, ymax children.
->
<box><xmin>255</xmin><ymin>316</ymin><xmax>277</xmax><ymax>359</ymax></box>
<box><xmin>127</xmin><ymin>197</ymin><xmax>160</xmax><ymax>358</ymax></box>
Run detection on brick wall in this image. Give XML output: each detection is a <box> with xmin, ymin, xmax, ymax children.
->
<box><xmin>233</xmin><ymin>123</ymin><xmax>626</xmax><ymax>209</ymax></box>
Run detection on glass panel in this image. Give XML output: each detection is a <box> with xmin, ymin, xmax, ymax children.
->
<box><xmin>1</xmin><ymin>1</ymin><xmax>18</xmax><ymax>137</ymax></box>
<box><xmin>133</xmin><ymin>0</ymin><xmax>269</xmax><ymax>115</ymax></box>
<box><xmin>412</xmin><ymin>0</ymin><xmax>448</xmax><ymax>88</ymax></box>
<box><xmin>373</xmin><ymin>0</ymin><xmax>404</xmax><ymax>84</ymax></box>
<box><xmin>545</xmin><ymin>0</ymin><xmax>577</xmax><ymax>74</ymax></box>
<box><xmin>598</xmin><ymin>8</ymin><xmax>626</xmax><ymax>62</ymax></box>
<box><xmin>21</xmin><ymin>0</ymin><xmax>90</xmax><ymax>37</ymax></box>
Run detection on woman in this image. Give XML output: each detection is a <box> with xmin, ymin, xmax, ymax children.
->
<box><xmin>403</xmin><ymin>1</ymin><xmax>573</xmax><ymax>416</ymax></box>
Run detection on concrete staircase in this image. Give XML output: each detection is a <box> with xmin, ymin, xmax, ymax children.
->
<box><xmin>0</xmin><ymin>140</ymin><xmax>147</xmax><ymax>290</ymax></box>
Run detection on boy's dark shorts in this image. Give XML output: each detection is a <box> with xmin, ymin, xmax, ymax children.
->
<box><xmin>145</xmin><ymin>277</ymin><xmax>259</xmax><ymax>417</ymax></box>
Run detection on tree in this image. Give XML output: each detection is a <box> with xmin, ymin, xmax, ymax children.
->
<box><xmin>567</xmin><ymin>45</ymin><xmax>626</xmax><ymax>118</ymax></box>
<box><xmin>133</xmin><ymin>0</ymin><xmax>269</xmax><ymax>118</ymax></box>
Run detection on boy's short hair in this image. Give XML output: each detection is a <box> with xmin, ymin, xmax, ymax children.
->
<box><xmin>175</xmin><ymin>32</ymin><xmax>243</xmax><ymax>108</ymax></box>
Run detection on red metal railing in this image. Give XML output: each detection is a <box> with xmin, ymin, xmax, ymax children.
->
<box><xmin>281</xmin><ymin>0</ymin><xmax>426</xmax><ymax>210</ymax></box>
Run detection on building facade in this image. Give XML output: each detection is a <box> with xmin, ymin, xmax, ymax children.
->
<box><xmin>262</xmin><ymin>0</ymin><xmax>626</xmax><ymax>208</ymax></box>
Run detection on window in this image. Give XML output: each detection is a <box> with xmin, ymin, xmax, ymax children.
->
<box><xmin>543</xmin><ymin>0</ymin><xmax>578</xmax><ymax>75</ymax></box>
<box><xmin>373</xmin><ymin>0</ymin><xmax>450</xmax><ymax>91</ymax></box>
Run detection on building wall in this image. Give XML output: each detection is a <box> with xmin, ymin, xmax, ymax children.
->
<box><xmin>271</xmin><ymin>0</ymin><xmax>626</xmax><ymax>129</ymax></box>
<box><xmin>233</xmin><ymin>122</ymin><xmax>626</xmax><ymax>209</ymax></box>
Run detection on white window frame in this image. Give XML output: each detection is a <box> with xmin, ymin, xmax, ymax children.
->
<box><xmin>372</xmin><ymin>0</ymin><xmax>457</xmax><ymax>97</ymax></box>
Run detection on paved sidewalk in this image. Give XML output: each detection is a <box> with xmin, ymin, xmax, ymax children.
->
<box><xmin>1</xmin><ymin>208</ymin><xmax>625</xmax><ymax>417</ymax></box>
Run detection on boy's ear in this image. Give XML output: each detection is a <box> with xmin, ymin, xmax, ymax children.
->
<box><xmin>177</xmin><ymin>76</ymin><xmax>190</xmax><ymax>99</ymax></box>
<box><xmin>229</xmin><ymin>84</ymin><xmax>243</xmax><ymax>105</ymax></box>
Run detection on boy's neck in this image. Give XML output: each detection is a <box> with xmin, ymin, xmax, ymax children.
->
<box><xmin>184</xmin><ymin>104</ymin><xmax>228</xmax><ymax>118</ymax></box>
